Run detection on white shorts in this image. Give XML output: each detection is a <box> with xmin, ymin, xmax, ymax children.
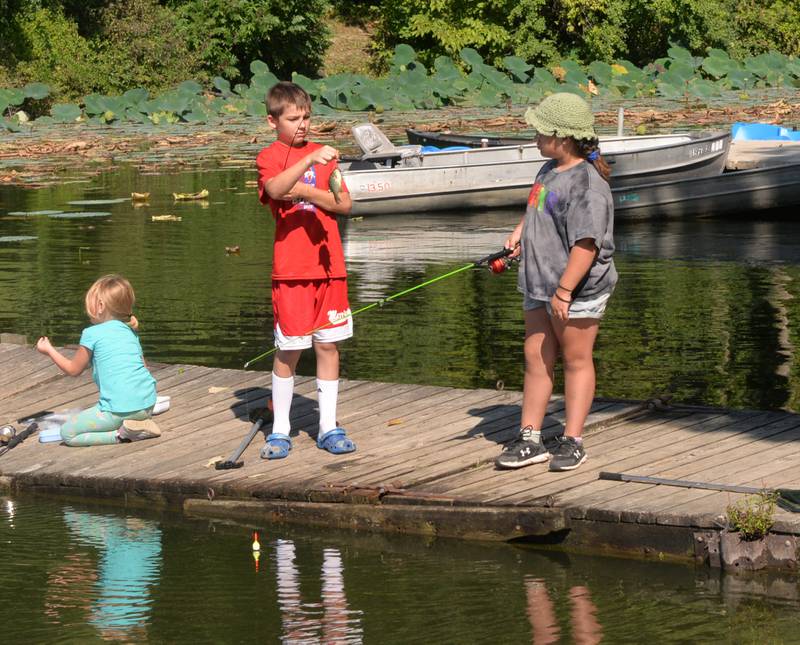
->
<box><xmin>274</xmin><ymin>317</ymin><xmax>353</xmax><ymax>351</ymax></box>
<box><xmin>523</xmin><ymin>292</ymin><xmax>611</xmax><ymax>319</ymax></box>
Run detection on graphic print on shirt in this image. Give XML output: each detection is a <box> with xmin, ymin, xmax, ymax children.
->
<box><xmin>297</xmin><ymin>165</ymin><xmax>317</xmax><ymax>211</ymax></box>
<box><xmin>527</xmin><ymin>182</ymin><xmax>560</xmax><ymax>216</ymax></box>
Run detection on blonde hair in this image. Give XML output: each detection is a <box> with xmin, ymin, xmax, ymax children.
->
<box><xmin>85</xmin><ymin>274</ymin><xmax>136</xmax><ymax>326</ymax></box>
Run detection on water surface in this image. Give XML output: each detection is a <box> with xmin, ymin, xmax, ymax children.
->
<box><xmin>0</xmin><ymin>495</ymin><xmax>797</xmax><ymax>644</ymax></box>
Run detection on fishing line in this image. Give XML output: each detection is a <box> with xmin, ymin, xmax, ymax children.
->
<box><xmin>243</xmin><ymin>246</ymin><xmax>516</xmax><ymax>369</ymax></box>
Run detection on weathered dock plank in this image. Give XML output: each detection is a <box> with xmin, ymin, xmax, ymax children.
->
<box><xmin>1</xmin><ymin>340</ymin><xmax>798</xmax><ymax>559</ymax></box>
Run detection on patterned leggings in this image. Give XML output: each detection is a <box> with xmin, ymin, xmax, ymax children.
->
<box><xmin>61</xmin><ymin>405</ymin><xmax>153</xmax><ymax>447</ymax></box>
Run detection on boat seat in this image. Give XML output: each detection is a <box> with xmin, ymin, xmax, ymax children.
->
<box><xmin>351</xmin><ymin>123</ymin><xmax>423</xmax><ymax>166</ymax></box>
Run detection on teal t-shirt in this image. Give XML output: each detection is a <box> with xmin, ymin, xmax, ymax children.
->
<box><xmin>79</xmin><ymin>320</ymin><xmax>157</xmax><ymax>413</ymax></box>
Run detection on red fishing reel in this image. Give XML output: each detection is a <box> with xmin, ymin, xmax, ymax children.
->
<box><xmin>476</xmin><ymin>246</ymin><xmax>519</xmax><ymax>274</ymax></box>
<box><xmin>488</xmin><ymin>256</ymin><xmax>515</xmax><ymax>274</ymax></box>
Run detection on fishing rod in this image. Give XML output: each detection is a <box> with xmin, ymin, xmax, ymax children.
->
<box><xmin>243</xmin><ymin>245</ymin><xmax>518</xmax><ymax>369</ymax></box>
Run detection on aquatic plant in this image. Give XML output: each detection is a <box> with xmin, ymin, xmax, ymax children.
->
<box><xmin>725</xmin><ymin>490</ymin><xmax>778</xmax><ymax>541</ymax></box>
<box><xmin>1</xmin><ymin>45</ymin><xmax>799</xmax><ymax>131</ymax></box>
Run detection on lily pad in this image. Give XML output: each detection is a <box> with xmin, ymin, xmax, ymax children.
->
<box><xmin>67</xmin><ymin>198</ymin><xmax>129</xmax><ymax>205</ymax></box>
<box><xmin>7</xmin><ymin>210</ymin><xmax>64</xmax><ymax>216</ymax></box>
<box><xmin>0</xmin><ymin>235</ymin><xmax>37</xmax><ymax>242</ymax></box>
<box><xmin>49</xmin><ymin>211</ymin><xmax>112</xmax><ymax>219</ymax></box>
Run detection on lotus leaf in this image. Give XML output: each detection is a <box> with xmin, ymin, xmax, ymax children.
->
<box><xmin>68</xmin><ymin>198</ymin><xmax>129</xmax><ymax>205</ymax></box>
<box><xmin>706</xmin><ymin>48</ymin><xmax>729</xmax><ymax>60</ymax></box>
<box><xmin>157</xmin><ymin>92</ymin><xmax>192</xmax><ymax>115</ymax></box>
<box><xmin>321</xmin><ymin>88</ymin><xmax>348</xmax><ymax>110</ymax></box>
<box><xmin>476</xmin><ymin>86</ymin><xmax>502</xmax><ymax>107</ymax></box>
<box><xmin>250</xmin><ymin>60</ymin><xmax>270</xmax><ymax>75</ymax></box>
<box><xmin>245</xmin><ymin>85</ymin><xmax>267</xmax><ymax>103</ymax></box>
<box><xmin>245</xmin><ymin>100</ymin><xmax>267</xmax><ymax>117</ymax></box>
<box><xmin>588</xmin><ymin>61</ymin><xmax>613</xmax><ymax>85</ymax></box>
<box><xmin>656</xmin><ymin>81</ymin><xmax>684</xmax><ymax>99</ymax></box>
<box><xmin>392</xmin><ymin>44</ymin><xmax>416</xmax><ymax>68</ymax></box>
<box><xmin>123</xmin><ymin>88</ymin><xmax>149</xmax><ymax>109</ymax></box>
<box><xmin>433</xmin><ymin>56</ymin><xmax>463</xmax><ymax>81</ymax></box>
<box><xmin>7</xmin><ymin>210</ymin><xmax>63</xmax><ymax>216</ymax></box>
<box><xmin>0</xmin><ymin>88</ymin><xmax>25</xmax><ymax>110</ymax></box>
<box><xmin>503</xmin><ymin>56</ymin><xmax>531</xmax><ymax>82</ymax></box>
<box><xmin>0</xmin><ymin>236</ymin><xmax>37</xmax><ymax>242</ymax></box>
<box><xmin>23</xmin><ymin>82</ymin><xmax>50</xmax><ymax>100</ymax></box>
<box><xmin>702</xmin><ymin>55</ymin><xmax>737</xmax><ymax>79</ymax></box>
<box><xmin>178</xmin><ymin>80</ymin><xmax>203</xmax><ymax>95</ymax></box>
<box><xmin>49</xmin><ymin>211</ymin><xmax>111</xmax><ymax>218</ymax></box>
<box><xmin>233</xmin><ymin>83</ymin><xmax>250</xmax><ymax>97</ymax></box>
<box><xmin>744</xmin><ymin>56</ymin><xmax>771</xmax><ymax>78</ymax></box>
<box><xmin>665</xmin><ymin>58</ymin><xmax>695</xmax><ymax>80</ymax></box>
<box><xmin>213</xmin><ymin>77</ymin><xmax>232</xmax><ymax>96</ymax></box>
<box><xmin>615</xmin><ymin>60</ymin><xmax>647</xmax><ymax>84</ymax></box>
<box><xmin>125</xmin><ymin>107</ymin><xmax>149</xmax><ymax>123</ymax></box>
<box><xmin>667</xmin><ymin>45</ymin><xmax>694</xmax><ymax>63</ymax></box>
<box><xmin>459</xmin><ymin>48</ymin><xmax>485</xmax><ymax>72</ymax></box>
<box><xmin>131</xmin><ymin>192</ymin><xmax>150</xmax><ymax>201</ymax></box>
<box><xmin>291</xmin><ymin>73</ymin><xmax>318</xmax><ymax>96</ymax></box>
<box><xmin>687</xmin><ymin>79</ymin><xmax>719</xmax><ymax>98</ymax></box>
<box><xmin>1</xmin><ymin>119</ymin><xmax>21</xmax><ymax>132</ymax></box>
<box><xmin>51</xmin><ymin>104</ymin><xmax>82</xmax><ymax>122</ymax></box>
<box><xmin>83</xmin><ymin>94</ymin><xmax>109</xmax><ymax>116</ymax></box>
<box><xmin>533</xmin><ymin>68</ymin><xmax>557</xmax><ymax>86</ymax></box>
<box><xmin>251</xmin><ymin>71</ymin><xmax>280</xmax><ymax>91</ymax></box>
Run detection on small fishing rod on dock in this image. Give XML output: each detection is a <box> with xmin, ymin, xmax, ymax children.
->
<box><xmin>243</xmin><ymin>245</ymin><xmax>518</xmax><ymax>369</ymax></box>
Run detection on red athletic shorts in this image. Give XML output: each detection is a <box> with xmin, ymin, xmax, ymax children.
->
<box><xmin>272</xmin><ymin>278</ymin><xmax>353</xmax><ymax>349</ymax></box>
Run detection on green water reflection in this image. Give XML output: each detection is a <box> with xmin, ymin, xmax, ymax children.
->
<box><xmin>1</xmin><ymin>163</ymin><xmax>800</xmax><ymax>411</ymax></box>
<box><xmin>0</xmin><ymin>495</ymin><xmax>798</xmax><ymax>644</ymax></box>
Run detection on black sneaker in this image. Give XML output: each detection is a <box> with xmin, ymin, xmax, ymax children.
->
<box><xmin>548</xmin><ymin>436</ymin><xmax>587</xmax><ymax>471</ymax></box>
<box><xmin>495</xmin><ymin>426</ymin><xmax>550</xmax><ymax>469</ymax></box>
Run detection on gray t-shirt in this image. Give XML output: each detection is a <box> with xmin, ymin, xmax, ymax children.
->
<box><xmin>518</xmin><ymin>160</ymin><xmax>617</xmax><ymax>302</ymax></box>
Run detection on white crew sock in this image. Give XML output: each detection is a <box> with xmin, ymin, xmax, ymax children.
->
<box><xmin>317</xmin><ymin>378</ymin><xmax>339</xmax><ymax>434</ymax></box>
<box><xmin>271</xmin><ymin>373</ymin><xmax>294</xmax><ymax>436</ymax></box>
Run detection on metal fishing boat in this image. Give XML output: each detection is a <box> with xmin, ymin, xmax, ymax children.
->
<box><xmin>343</xmin><ymin>123</ymin><xmax>730</xmax><ymax>215</ymax></box>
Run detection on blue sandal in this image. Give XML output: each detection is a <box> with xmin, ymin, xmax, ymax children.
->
<box><xmin>317</xmin><ymin>428</ymin><xmax>356</xmax><ymax>454</ymax></box>
<box><xmin>260</xmin><ymin>433</ymin><xmax>292</xmax><ymax>460</ymax></box>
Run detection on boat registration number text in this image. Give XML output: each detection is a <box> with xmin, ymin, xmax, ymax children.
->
<box><xmin>689</xmin><ymin>138</ymin><xmax>725</xmax><ymax>157</ymax></box>
<box><xmin>358</xmin><ymin>181</ymin><xmax>392</xmax><ymax>193</ymax></box>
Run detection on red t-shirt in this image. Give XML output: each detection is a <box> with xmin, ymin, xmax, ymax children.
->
<box><xmin>256</xmin><ymin>140</ymin><xmax>349</xmax><ymax>281</ymax></box>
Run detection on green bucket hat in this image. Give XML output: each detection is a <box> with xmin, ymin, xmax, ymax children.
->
<box><xmin>524</xmin><ymin>92</ymin><xmax>596</xmax><ymax>140</ymax></box>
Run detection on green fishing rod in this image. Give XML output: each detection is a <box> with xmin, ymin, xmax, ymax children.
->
<box><xmin>242</xmin><ymin>245</ymin><xmax>517</xmax><ymax>369</ymax></box>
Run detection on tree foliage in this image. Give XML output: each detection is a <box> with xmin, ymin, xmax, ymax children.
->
<box><xmin>0</xmin><ymin>0</ymin><xmax>331</xmax><ymax>99</ymax></box>
<box><xmin>370</xmin><ymin>0</ymin><xmax>800</xmax><ymax>70</ymax></box>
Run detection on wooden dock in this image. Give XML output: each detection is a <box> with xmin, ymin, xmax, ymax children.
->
<box><xmin>1</xmin><ymin>336</ymin><xmax>798</xmax><ymax>565</ymax></box>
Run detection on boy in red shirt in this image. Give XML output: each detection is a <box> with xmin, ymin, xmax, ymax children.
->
<box><xmin>256</xmin><ymin>81</ymin><xmax>355</xmax><ymax>459</ymax></box>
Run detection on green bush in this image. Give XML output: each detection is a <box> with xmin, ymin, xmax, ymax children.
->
<box><xmin>172</xmin><ymin>0</ymin><xmax>331</xmax><ymax>83</ymax></box>
<box><xmin>13</xmin><ymin>7</ymin><xmax>100</xmax><ymax>100</ymax></box>
<box><xmin>370</xmin><ymin>0</ymin><xmax>800</xmax><ymax>70</ymax></box>
<box><xmin>94</xmin><ymin>0</ymin><xmax>202</xmax><ymax>95</ymax></box>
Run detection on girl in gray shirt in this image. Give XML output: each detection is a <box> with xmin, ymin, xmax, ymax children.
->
<box><xmin>496</xmin><ymin>93</ymin><xmax>617</xmax><ymax>472</ymax></box>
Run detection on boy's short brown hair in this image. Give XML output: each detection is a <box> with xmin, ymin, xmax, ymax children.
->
<box><xmin>266</xmin><ymin>81</ymin><xmax>312</xmax><ymax>118</ymax></box>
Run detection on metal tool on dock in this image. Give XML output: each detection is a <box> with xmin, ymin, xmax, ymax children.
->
<box><xmin>598</xmin><ymin>471</ymin><xmax>800</xmax><ymax>513</ymax></box>
<box><xmin>0</xmin><ymin>422</ymin><xmax>39</xmax><ymax>457</ymax></box>
<box><xmin>215</xmin><ymin>404</ymin><xmax>273</xmax><ymax>470</ymax></box>
<box><xmin>243</xmin><ymin>245</ymin><xmax>518</xmax><ymax>368</ymax></box>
